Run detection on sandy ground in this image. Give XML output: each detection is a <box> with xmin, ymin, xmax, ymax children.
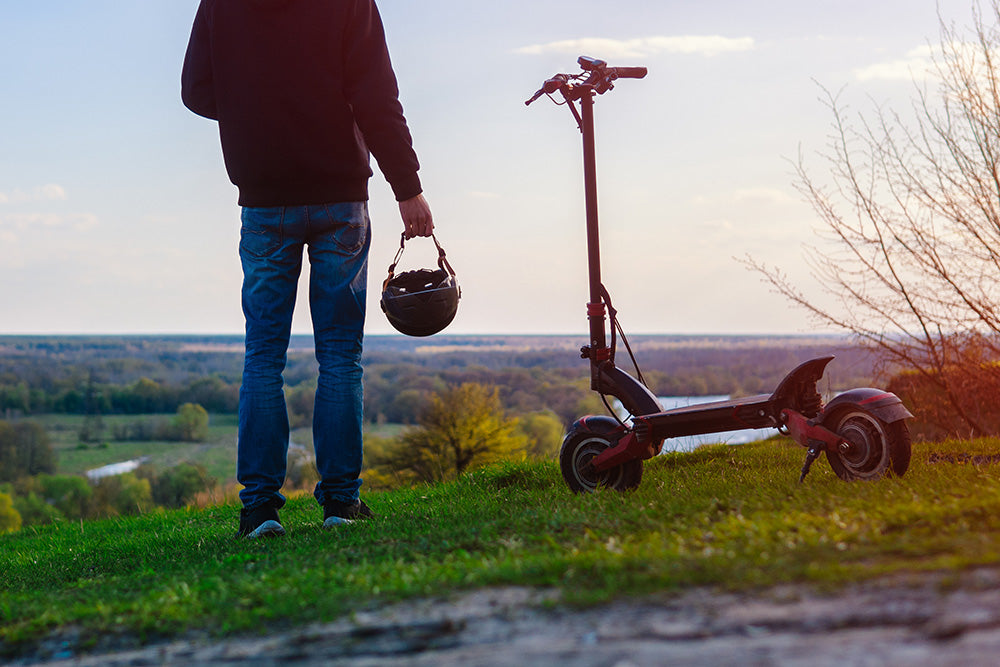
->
<box><xmin>14</xmin><ymin>567</ymin><xmax>1000</xmax><ymax>666</ymax></box>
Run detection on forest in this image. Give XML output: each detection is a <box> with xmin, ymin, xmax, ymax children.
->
<box><xmin>0</xmin><ymin>334</ymin><xmax>877</xmax><ymax>427</ymax></box>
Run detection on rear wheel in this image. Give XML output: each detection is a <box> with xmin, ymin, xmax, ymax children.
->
<box><xmin>559</xmin><ymin>424</ymin><xmax>642</xmax><ymax>493</ymax></box>
<box><xmin>824</xmin><ymin>409</ymin><xmax>911</xmax><ymax>481</ymax></box>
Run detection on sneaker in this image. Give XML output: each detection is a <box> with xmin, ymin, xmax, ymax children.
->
<box><xmin>237</xmin><ymin>503</ymin><xmax>286</xmax><ymax>539</ymax></box>
<box><xmin>322</xmin><ymin>499</ymin><xmax>373</xmax><ymax>528</ymax></box>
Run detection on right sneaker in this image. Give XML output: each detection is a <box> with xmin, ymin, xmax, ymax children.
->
<box><xmin>322</xmin><ymin>499</ymin><xmax>373</xmax><ymax>529</ymax></box>
<box><xmin>237</xmin><ymin>503</ymin><xmax>286</xmax><ymax>539</ymax></box>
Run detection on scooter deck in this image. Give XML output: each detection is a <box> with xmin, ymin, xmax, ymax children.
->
<box><xmin>641</xmin><ymin>393</ymin><xmax>775</xmax><ymax>439</ymax></box>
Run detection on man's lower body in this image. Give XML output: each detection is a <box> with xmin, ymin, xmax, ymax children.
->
<box><xmin>235</xmin><ymin>202</ymin><xmax>372</xmax><ymax>537</ymax></box>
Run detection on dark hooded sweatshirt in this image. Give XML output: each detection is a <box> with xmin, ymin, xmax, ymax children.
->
<box><xmin>181</xmin><ymin>0</ymin><xmax>422</xmax><ymax>207</ymax></box>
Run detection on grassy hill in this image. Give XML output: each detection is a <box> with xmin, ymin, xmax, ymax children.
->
<box><xmin>4</xmin><ymin>435</ymin><xmax>1000</xmax><ymax>660</ymax></box>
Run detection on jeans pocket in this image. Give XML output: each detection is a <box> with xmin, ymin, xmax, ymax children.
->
<box><xmin>321</xmin><ymin>203</ymin><xmax>367</xmax><ymax>255</ymax></box>
<box><xmin>240</xmin><ymin>208</ymin><xmax>284</xmax><ymax>258</ymax></box>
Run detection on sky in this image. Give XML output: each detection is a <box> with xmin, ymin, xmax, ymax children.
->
<box><xmin>0</xmin><ymin>0</ymin><xmax>984</xmax><ymax>336</ymax></box>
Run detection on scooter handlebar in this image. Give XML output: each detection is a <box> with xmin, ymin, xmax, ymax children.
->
<box><xmin>609</xmin><ymin>66</ymin><xmax>647</xmax><ymax>80</ymax></box>
<box><xmin>525</xmin><ymin>60</ymin><xmax>647</xmax><ymax>106</ymax></box>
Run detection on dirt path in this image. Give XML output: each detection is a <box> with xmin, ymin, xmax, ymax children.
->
<box><xmin>18</xmin><ymin>567</ymin><xmax>1000</xmax><ymax>666</ymax></box>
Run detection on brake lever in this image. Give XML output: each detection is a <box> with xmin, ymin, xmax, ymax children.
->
<box><xmin>525</xmin><ymin>74</ymin><xmax>570</xmax><ymax>106</ymax></box>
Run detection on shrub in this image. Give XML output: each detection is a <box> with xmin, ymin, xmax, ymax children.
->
<box><xmin>138</xmin><ymin>463</ymin><xmax>217</xmax><ymax>508</ymax></box>
<box><xmin>173</xmin><ymin>403</ymin><xmax>209</xmax><ymax>442</ymax></box>
<box><xmin>37</xmin><ymin>474</ymin><xmax>93</xmax><ymax>520</ymax></box>
<box><xmin>515</xmin><ymin>410</ymin><xmax>565</xmax><ymax>460</ymax></box>
<box><xmin>13</xmin><ymin>493</ymin><xmax>64</xmax><ymax>526</ymax></box>
<box><xmin>0</xmin><ymin>491</ymin><xmax>22</xmax><ymax>533</ymax></box>
<box><xmin>888</xmin><ymin>363</ymin><xmax>1000</xmax><ymax>441</ymax></box>
<box><xmin>93</xmin><ymin>473</ymin><xmax>152</xmax><ymax>517</ymax></box>
<box><xmin>370</xmin><ymin>383</ymin><xmax>527</xmax><ymax>485</ymax></box>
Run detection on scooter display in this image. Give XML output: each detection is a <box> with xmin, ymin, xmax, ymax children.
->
<box><xmin>526</xmin><ymin>57</ymin><xmax>913</xmax><ymax>493</ymax></box>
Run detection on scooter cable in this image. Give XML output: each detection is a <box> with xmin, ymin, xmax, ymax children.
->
<box><xmin>601</xmin><ymin>391</ymin><xmax>629</xmax><ymax>428</ymax></box>
<box><xmin>600</xmin><ymin>284</ymin><xmax>648</xmax><ymax>388</ymax></box>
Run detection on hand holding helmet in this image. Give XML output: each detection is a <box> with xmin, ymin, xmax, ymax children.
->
<box><xmin>380</xmin><ymin>233</ymin><xmax>461</xmax><ymax>337</ymax></box>
<box><xmin>398</xmin><ymin>193</ymin><xmax>434</xmax><ymax>239</ymax></box>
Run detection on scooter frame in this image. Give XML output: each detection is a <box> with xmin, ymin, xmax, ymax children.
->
<box><xmin>527</xmin><ymin>57</ymin><xmax>913</xmax><ymax>491</ymax></box>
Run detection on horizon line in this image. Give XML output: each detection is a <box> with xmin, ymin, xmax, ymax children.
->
<box><xmin>0</xmin><ymin>331</ymin><xmax>849</xmax><ymax>339</ymax></box>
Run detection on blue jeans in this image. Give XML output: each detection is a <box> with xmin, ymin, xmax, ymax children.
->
<box><xmin>237</xmin><ymin>202</ymin><xmax>370</xmax><ymax>511</ymax></box>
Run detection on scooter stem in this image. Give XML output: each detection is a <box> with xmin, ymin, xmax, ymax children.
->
<box><xmin>580</xmin><ymin>87</ymin><xmax>607</xmax><ymax>355</ymax></box>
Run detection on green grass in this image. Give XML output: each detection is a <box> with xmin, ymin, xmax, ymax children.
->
<box><xmin>4</xmin><ymin>436</ymin><xmax>1000</xmax><ymax>657</ymax></box>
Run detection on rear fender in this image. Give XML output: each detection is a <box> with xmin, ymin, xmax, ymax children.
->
<box><xmin>822</xmin><ymin>388</ymin><xmax>913</xmax><ymax>424</ymax></box>
<box><xmin>769</xmin><ymin>356</ymin><xmax>834</xmax><ymax>416</ymax></box>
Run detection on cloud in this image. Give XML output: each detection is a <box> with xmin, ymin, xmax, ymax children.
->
<box><xmin>0</xmin><ymin>212</ymin><xmax>99</xmax><ymax>271</ymax></box>
<box><xmin>516</xmin><ymin>35</ymin><xmax>755</xmax><ymax>60</ymax></box>
<box><xmin>854</xmin><ymin>45</ymin><xmax>936</xmax><ymax>82</ymax></box>
<box><xmin>0</xmin><ymin>184</ymin><xmax>68</xmax><ymax>204</ymax></box>
<box><xmin>693</xmin><ymin>188</ymin><xmax>797</xmax><ymax>207</ymax></box>
<box><xmin>854</xmin><ymin>41</ymin><xmax>1000</xmax><ymax>84</ymax></box>
<box><xmin>467</xmin><ymin>191</ymin><xmax>501</xmax><ymax>200</ymax></box>
<box><xmin>734</xmin><ymin>187</ymin><xmax>797</xmax><ymax>205</ymax></box>
<box><xmin>36</xmin><ymin>184</ymin><xmax>67</xmax><ymax>201</ymax></box>
<box><xmin>851</xmin><ymin>42</ymin><xmax>1000</xmax><ymax>83</ymax></box>
<box><xmin>0</xmin><ymin>212</ymin><xmax>98</xmax><ymax>231</ymax></box>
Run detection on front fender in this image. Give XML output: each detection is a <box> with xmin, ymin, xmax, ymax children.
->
<box><xmin>566</xmin><ymin>414</ymin><xmax>627</xmax><ymax>438</ymax></box>
<box><xmin>823</xmin><ymin>388</ymin><xmax>913</xmax><ymax>424</ymax></box>
<box><xmin>596</xmin><ymin>364</ymin><xmax>663</xmax><ymax>417</ymax></box>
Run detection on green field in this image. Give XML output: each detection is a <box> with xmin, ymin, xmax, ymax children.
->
<box><xmin>38</xmin><ymin>414</ymin><xmax>240</xmax><ymax>484</ymax></box>
<box><xmin>4</xmin><ymin>435</ymin><xmax>1000</xmax><ymax>659</ymax></box>
<box><xmin>36</xmin><ymin>414</ymin><xmax>410</xmax><ymax>485</ymax></box>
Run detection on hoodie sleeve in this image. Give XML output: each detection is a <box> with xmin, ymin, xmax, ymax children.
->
<box><xmin>181</xmin><ymin>0</ymin><xmax>218</xmax><ymax>120</ymax></box>
<box><xmin>342</xmin><ymin>0</ymin><xmax>422</xmax><ymax>201</ymax></box>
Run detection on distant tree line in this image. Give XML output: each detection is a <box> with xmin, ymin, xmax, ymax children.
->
<box><xmin>109</xmin><ymin>403</ymin><xmax>211</xmax><ymax>443</ymax></box>
<box><xmin>0</xmin><ymin>337</ymin><xmax>880</xmax><ymax>431</ymax></box>
<box><xmin>0</xmin><ymin>376</ymin><xmax>238</xmax><ymax>417</ymax></box>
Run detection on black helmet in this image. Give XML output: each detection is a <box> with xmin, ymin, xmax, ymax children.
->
<box><xmin>380</xmin><ymin>234</ymin><xmax>460</xmax><ymax>337</ymax></box>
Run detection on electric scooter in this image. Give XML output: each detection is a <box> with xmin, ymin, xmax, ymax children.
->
<box><xmin>526</xmin><ymin>57</ymin><xmax>913</xmax><ymax>492</ymax></box>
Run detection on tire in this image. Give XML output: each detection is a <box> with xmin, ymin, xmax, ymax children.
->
<box><xmin>824</xmin><ymin>408</ymin><xmax>912</xmax><ymax>481</ymax></box>
<box><xmin>559</xmin><ymin>423</ymin><xmax>643</xmax><ymax>493</ymax></box>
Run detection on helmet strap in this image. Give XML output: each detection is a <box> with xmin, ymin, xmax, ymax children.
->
<box><xmin>383</xmin><ymin>232</ymin><xmax>455</xmax><ymax>292</ymax></box>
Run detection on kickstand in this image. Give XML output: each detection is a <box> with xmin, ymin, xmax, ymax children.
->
<box><xmin>798</xmin><ymin>446</ymin><xmax>822</xmax><ymax>484</ymax></box>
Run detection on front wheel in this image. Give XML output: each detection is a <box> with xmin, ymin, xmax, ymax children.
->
<box><xmin>559</xmin><ymin>422</ymin><xmax>642</xmax><ymax>493</ymax></box>
<box><xmin>824</xmin><ymin>408</ymin><xmax>911</xmax><ymax>481</ymax></box>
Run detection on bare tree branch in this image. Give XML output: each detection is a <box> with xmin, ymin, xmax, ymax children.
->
<box><xmin>747</xmin><ymin>1</ymin><xmax>1000</xmax><ymax>438</ymax></box>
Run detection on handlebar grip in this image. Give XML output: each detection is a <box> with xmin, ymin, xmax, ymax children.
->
<box><xmin>525</xmin><ymin>89</ymin><xmax>546</xmax><ymax>106</ymax></box>
<box><xmin>611</xmin><ymin>66</ymin><xmax>647</xmax><ymax>79</ymax></box>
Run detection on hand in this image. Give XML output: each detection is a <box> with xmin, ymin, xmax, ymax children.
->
<box><xmin>398</xmin><ymin>193</ymin><xmax>434</xmax><ymax>239</ymax></box>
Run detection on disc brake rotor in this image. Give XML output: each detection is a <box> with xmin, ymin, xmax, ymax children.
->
<box><xmin>838</xmin><ymin>415</ymin><xmax>885</xmax><ymax>473</ymax></box>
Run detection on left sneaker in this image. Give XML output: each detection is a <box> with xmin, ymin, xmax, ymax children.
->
<box><xmin>322</xmin><ymin>499</ymin><xmax>373</xmax><ymax>528</ymax></box>
<box><xmin>237</xmin><ymin>503</ymin><xmax>286</xmax><ymax>539</ymax></box>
